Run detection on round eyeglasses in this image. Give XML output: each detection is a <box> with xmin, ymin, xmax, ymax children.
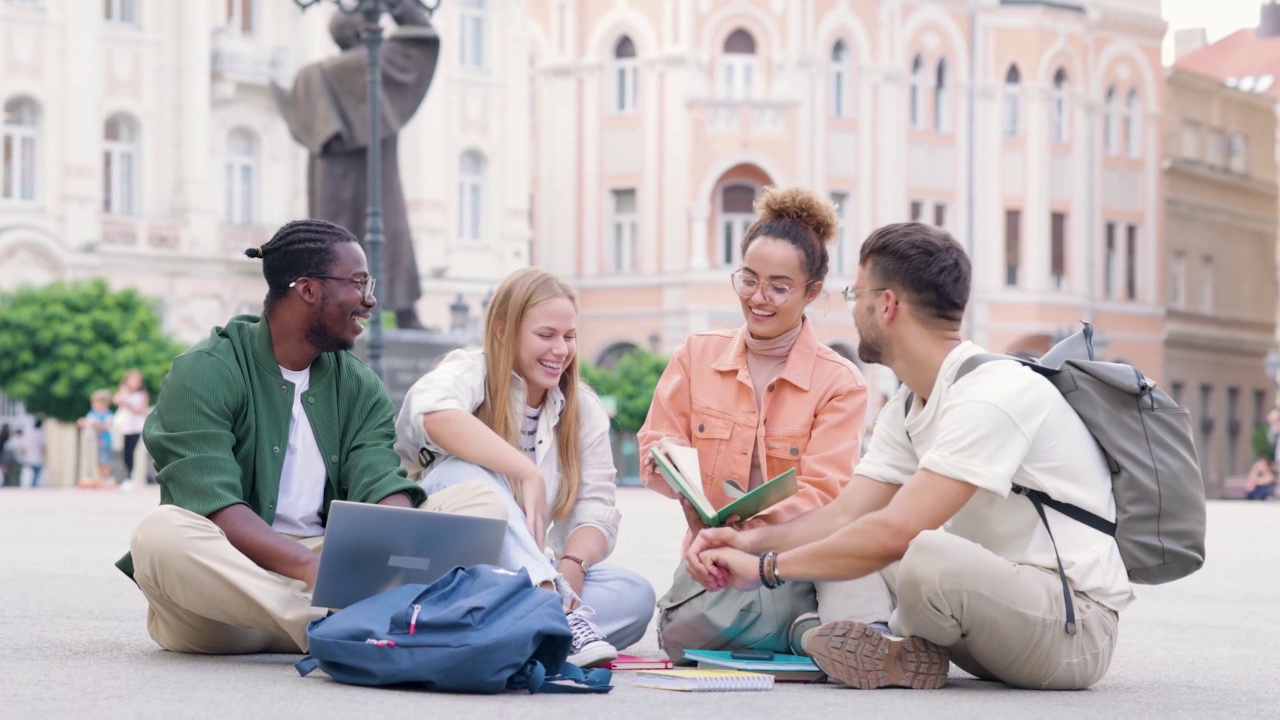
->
<box><xmin>731</xmin><ymin>269</ymin><xmax>814</xmax><ymax>305</ymax></box>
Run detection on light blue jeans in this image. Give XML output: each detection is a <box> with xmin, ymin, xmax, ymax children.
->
<box><xmin>421</xmin><ymin>458</ymin><xmax>656</xmax><ymax>650</ymax></box>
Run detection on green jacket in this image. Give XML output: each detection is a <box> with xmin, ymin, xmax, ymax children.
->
<box><xmin>116</xmin><ymin>315</ymin><xmax>425</xmax><ymax>577</ymax></box>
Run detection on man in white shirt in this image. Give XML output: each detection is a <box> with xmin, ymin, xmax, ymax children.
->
<box><xmin>684</xmin><ymin>222</ymin><xmax>1132</xmax><ymax>690</ymax></box>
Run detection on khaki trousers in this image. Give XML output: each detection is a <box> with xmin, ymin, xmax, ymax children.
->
<box><xmin>130</xmin><ymin>482</ymin><xmax>508</xmax><ymax>655</ymax></box>
<box><xmin>884</xmin><ymin>529</ymin><xmax>1120</xmax><ymax>690</ymax></box>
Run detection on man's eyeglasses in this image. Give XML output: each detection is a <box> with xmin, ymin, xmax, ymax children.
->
<box><xmin>290</xmin><ymin>274</ymin><xmax>376</xmax><ymax>303</ymax></box>
<box><xmin>842</xmin><ymin>286</ymin><xmax>887</xmax><ymax>311</ymax></box>
<box><xmin>731</xmin><ymin>269</ymin><xmax>814</xmax><ymax>305</ymax></box>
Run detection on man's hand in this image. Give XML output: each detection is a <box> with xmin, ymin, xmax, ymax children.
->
<box><xmin>685</xmin><ymin>526</ymin><xmax>750</xmax><ymax>585</ymax></box>
<box><xmin>699</xmin><ymin>547</ymin><xmax>761</xmax><ymax>592</ymax></box>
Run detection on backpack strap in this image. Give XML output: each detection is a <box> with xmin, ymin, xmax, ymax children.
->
<box><xmin>1015</xmin><ymin>485</ymin><xmax>1078</xmax><ymax>635</ymax></box>
<box><xmin>511</xmin><ymin>660</ymin><xmax>613</xmax><ymax>694</ymax></box>
<box><xmin>295</xmin><ymin>656</ymin><xmax>320</xmax><ymax>677</ymax></box>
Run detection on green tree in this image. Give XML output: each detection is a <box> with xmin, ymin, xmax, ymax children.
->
<box><xmin>581</xmin><ymin>349</ymin><xmax>669</xmax><ymax>435</ymax></box>
<box><xmin>0</xmin><ymin>279</ymin><xmax>186</xmax><ymax>422</ymax></box>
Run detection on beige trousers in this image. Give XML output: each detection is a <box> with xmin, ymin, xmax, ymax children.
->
<box><xmin>884</xmin><ymin>529</ymin><xmax>1120</xmax><ymax>690</ymax></box>
<box><xmin>130</xmin><ymin>482</ymin><xmax>508</xmax><ymax>655</ymax></box>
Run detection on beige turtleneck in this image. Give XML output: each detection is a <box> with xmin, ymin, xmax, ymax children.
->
<box><xmin>743</xmin><ymin>320</ymin><xmax>803</xmax><ymax>489</ymax></box>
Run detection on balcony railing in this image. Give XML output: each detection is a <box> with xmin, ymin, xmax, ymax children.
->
<box><xmin>211</xmin><ymin>28</ymin><xmax>292</xmax><ymax>86</ymax></box>
<box><xmin>100</xmin><ymin>217</ymin><xmax>182</xmax><ymax>251</ymax></box>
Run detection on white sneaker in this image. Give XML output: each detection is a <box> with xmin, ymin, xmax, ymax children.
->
<box><xmin>119</xmin><ymin>480</ymin><xmax>135</xmax><ymax>492</ymax></box>
<box><xmin>565</xmin><ymin>606</ymin><xmax>617</xmax><ymax>668</ymax></box>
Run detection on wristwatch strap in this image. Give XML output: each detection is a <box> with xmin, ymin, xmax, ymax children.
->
<box><xmin>560</xmin><ymin>554</ymin><xmax>589</xmax><ymax>572</ymax></box>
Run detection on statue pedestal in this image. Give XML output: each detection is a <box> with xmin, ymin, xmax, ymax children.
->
<box><xmin>354</xmin><ymin>329</ymin><xmax>470</xmax><ymax>410</ymax></box>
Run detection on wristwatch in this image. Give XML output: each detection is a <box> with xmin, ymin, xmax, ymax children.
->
<box><xmin>560</xmin><ymin>554</ymin><xmax>591</xmax><ymax>573</ymax></box>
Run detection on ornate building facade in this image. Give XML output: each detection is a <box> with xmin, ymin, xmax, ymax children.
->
<box><xmin>528</xmin><ymin>0</ymin><xmax>1168</xmax><ymax>408</ymax></box>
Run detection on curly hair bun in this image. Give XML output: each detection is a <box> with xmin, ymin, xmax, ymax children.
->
<box><xmin>244</xmin><ymin>246</ymin><xmax>263</xmax><ymax>259</ymax></box>
<box><xmin>754</xmin><ymin>186</ymin><xmax>839</xmax><ymax>245</ymax></box>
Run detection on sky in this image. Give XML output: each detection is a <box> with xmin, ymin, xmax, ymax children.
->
<box><xmin>1161</xmin><ymin>0</ymin><xmax>1267</xmax><ymax>64</ymax></box>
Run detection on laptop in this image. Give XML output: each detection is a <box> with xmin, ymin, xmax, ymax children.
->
<box><xmin>310</xmin><ymin>500</ymin><xmax>507</xmax><ymax>609</ymax></box>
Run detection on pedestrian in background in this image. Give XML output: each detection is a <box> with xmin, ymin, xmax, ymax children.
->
<box><xmin>78</xmin><ymin>390</ymin><xmax>116</xmax><ymax>488</ymax></box>
<box><xmin>21</xmin><ymin>419</ymin><xmax>44</xmax><ymax>488</ymax></box>
<box><xmin>113</xmin><ymin>369</ymin><xmax>150</xmax><ymax>488</ymax></box>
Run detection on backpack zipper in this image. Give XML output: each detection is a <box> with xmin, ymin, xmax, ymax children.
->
<box><xmin>409</xmin><ymin>604</ymin><xmax>422</xmax><ymax>635</ymax></box>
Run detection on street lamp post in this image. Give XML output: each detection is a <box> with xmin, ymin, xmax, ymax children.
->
<box><xmin>290</xmin><ymin>0</ymin><xmax>440</xmax><ymax>381</ymax></box>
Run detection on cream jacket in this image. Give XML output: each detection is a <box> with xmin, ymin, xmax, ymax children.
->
<box><xmin>394</xmin><ymin>348</ymin><xmax>622</xmax><ymax>557</ymax></box>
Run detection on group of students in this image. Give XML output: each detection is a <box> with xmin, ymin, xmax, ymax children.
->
<box><xmin>117</xmin><ymin>187</ymin><xmax>1131</xmax><ymax>691</ymax></box>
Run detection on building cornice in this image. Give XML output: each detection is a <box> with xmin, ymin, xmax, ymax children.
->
<box><xmin>1165</xmin><ymin>159</ymin><xmax>1279</xmax><ymax>198</ymax></box>
<box><xmin>1166</xmin><ymin>196</ymin><xmax>1279</xmax><ymax>235</ymax></box>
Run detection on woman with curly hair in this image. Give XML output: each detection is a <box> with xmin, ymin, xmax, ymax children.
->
<box><xmin>638</xmin><ymin>186</ymin><xmax>892</xmax><ymax>660</ymax></box>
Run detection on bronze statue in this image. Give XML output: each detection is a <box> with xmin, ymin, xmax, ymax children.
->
<box><xmin>272</xmin><ymin>5</ymin><xmax>437</xmax><ymax>329</ymax></box>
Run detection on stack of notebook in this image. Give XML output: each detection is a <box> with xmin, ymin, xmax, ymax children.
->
<box><xmin>682</xmin><ymin>650</ymin><xmax>825</xmax><ymax>683</ymax></box>
<box><xmin>632</xmin><ymin>669</ymin><xmax>774</xmax><ymax>692</ymax></box>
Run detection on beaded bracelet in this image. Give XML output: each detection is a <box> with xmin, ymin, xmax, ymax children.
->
<box><xmin>759</xmin><ymin>551</ymin><xmax>785</xmax><ymax>589</ymax></box>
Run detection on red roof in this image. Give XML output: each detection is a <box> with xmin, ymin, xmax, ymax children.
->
<box><xmin>1174</xmin><ymin>28</ymin><xmax>1280</xmax><ymax>98</ymax></box>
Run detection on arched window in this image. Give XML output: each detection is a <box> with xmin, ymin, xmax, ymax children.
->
<box><xmin>1104</xmin><ymin>86</ymin><xmax>1120</xmax><ymax>155</ymax></box>
<box><xmin>1003</xmin><ymin>65</ymin><xmax>1021</xmax><ymax>139</ymax></box>
<box><xmin>933</xmin><ymin>58</ymin><xmax>949</xmax><ymax>132</ymax></box>
<box><xmin>225</xmin><ymin>128</ymin><xmax>258</xmax><ymax>226</ymax></box>
<box><xmin>719</xmin><ymin>183</ymin><xmax>756</xmax><ymax>266</ymax></box>
<box><xmin>1051</xmin><ymin>68</ymin><xmax>1069</xmax><ymax>144</ymax></box>
<box><xmin>1126</xmin><ymin>88</ymin><xmax>1142</xmax><ymax>158</ymax></box>
<box><xmin>458</xmin><ymin>150</ymin><xmax>486</xmax><ymax>244</ymax></box>
<box><xmin>830</xmin><ymin>40</ymin><xmax>851</xmax><ymax>119</ymax></box>
<box><xmin>103</xmin><ymin>114</ymin><xmax>139</xmax><ymax>216</ymax></box>
<box><xmin>612</xmin><ymin>35</ymin><xmax>638</xmax><ymax>114</ymax></box>
<box><xmin>722</xmin><ymin>28</ymin><xmax>757</xmax><ymax>100</ymax></box>
<box><xmin>2</xmin><ymin>98</ymin><xmax>40</xmax><ymax>202</ymax></box>
<box><xmin>909</xmin><ymin>54</ymin><xmax>925</xmax><ymax>129</ymax></box>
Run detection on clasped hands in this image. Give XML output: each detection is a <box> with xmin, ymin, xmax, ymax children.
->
<box><xmin>684</xmin><ymin>525</ymin><xmax>765</xmax><ymax>592</ymax></box>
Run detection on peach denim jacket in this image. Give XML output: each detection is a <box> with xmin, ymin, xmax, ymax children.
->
<box><xmin>638</xmin><ymin>320</ymin><xmax>868</xmax><ymax>530</ymax></box>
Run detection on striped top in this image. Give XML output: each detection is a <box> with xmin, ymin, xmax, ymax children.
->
<box><xmin>520</xmin><ymin>405</ymin><xmax>541</xmax><ymax>461</ymax></box>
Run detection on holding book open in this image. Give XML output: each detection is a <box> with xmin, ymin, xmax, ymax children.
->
<box><xmin>649</xmin><ymin>439</ymin><xmax>798</xmax><ymax>528</ymax></box>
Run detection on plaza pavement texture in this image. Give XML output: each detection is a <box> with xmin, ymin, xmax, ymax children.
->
<box><xmin>1</xmin><ymin>486</ymin><xmax>1275</xmax><ymax>719</ymax></box>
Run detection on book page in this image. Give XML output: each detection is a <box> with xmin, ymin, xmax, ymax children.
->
<box><xmin>657</xmin><ymin>440</ymin><xmax>714</xmax><ymax>517</ymax></box>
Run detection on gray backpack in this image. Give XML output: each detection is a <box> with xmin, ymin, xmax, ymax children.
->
<box><xmin>908</xmin><ymin>322</ymin><xmax>1207</xmax><ymax>633</ymax></box>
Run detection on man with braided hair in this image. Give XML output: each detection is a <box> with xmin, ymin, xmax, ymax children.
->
<box><xmin>115</xmin><ymin>220</ymin><xmax>507</xmax><ymax>655</ymax></box>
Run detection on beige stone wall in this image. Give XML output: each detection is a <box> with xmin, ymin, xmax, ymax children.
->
<box><xmin>1162</xmin><ymin>70</ymin><xmax>1279</xmax><ymax>498</ymax></box>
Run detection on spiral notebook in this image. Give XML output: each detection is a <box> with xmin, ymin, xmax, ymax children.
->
<box><xmin>632</xmin><ymin>669</ymin><xmax>775</xmax><ymax>692</ymax></box>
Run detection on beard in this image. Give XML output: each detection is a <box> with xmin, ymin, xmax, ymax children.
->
<box><xmin>305</xmin><ymin>295</ymin><xmax>354</xmax><ymax>352</ymax></box>
<box><xmin>856</xmin><ymin>317</ymin><xmax>884</xmax><ymax>365</ymax></box>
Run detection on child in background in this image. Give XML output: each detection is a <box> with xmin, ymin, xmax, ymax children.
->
<box><xmin>77</xmin><ymin>389</ymin><xmax>116</xmax><ymax>487</ymax></box>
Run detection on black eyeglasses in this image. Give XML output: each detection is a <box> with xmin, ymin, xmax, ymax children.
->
<box><xmin>289</xmin><ymin>274</ymin><xmax>376</xmax><ymax>303</ymax></box>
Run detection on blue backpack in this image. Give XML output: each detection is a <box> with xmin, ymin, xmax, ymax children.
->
<box><xmin>295</xmin><ymin>565</ymin><xmax>613</xmax><ymax>694</ymax></box>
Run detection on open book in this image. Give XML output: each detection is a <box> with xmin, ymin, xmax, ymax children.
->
<box><xmin>650</xmin><ymin>439</ymin><xmax>798</xmax><ymax>527</ymax></box>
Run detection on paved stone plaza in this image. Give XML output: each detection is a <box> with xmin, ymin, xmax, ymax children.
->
<box><xmin>0</xmin><ymin>486</ymin><xmax>1275</xmax><ymax>718</ymax></box>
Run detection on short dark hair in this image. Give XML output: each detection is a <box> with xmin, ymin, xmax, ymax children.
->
<box><xmin>858</xmin><ymin>222</ymin><xmax>970</xmax><ymax>325</ymax></box>
<box><xmin>245</xmin><ymin>220</ymin><xmax>359</xmax><ymax>313</ymax></box>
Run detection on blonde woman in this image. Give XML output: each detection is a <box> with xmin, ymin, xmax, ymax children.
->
<box><xmin>394</xmin><ymin>268</ymin><xmax>655</xmax><ymax>668</ymax></box>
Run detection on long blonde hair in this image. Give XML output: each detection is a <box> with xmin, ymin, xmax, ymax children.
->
<box><xmin>476</xmin><ymin>268</ymin><xmax>584</xmax><ymax>521</ymax></box>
